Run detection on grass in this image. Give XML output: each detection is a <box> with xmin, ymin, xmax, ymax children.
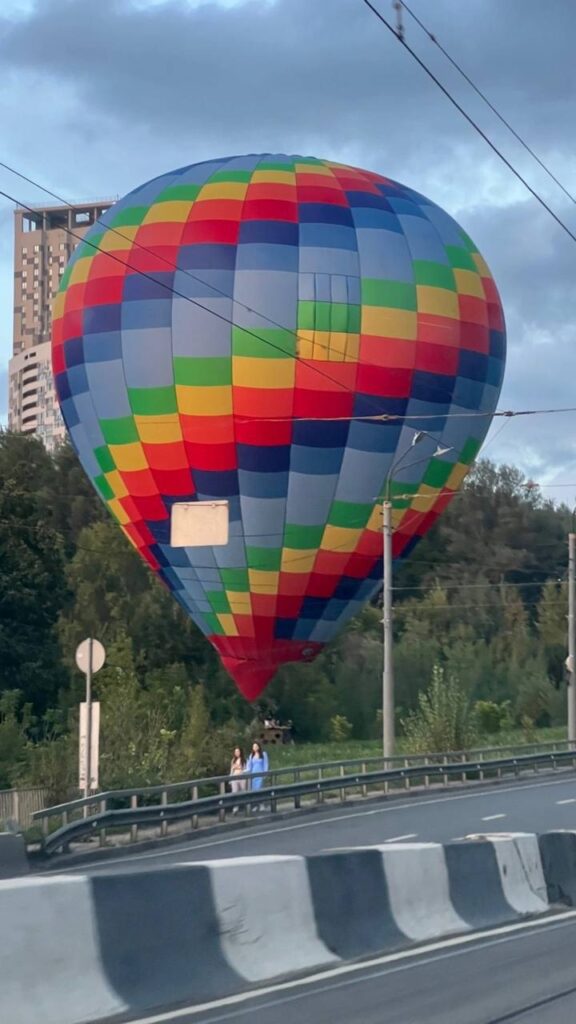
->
<box><xmin>266</xmin><ymin>726</ymin><xmax>568</xmax><ymax>770</ymax></box>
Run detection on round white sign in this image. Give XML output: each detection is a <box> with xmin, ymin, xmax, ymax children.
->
<box><xmin>75</xmin><ymin>638</ymin><xmax>106</xmax><ymax>675</ymax></box>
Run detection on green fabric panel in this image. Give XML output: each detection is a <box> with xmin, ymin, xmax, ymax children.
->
<box><xmin>423</xmin><ymin>458</ymin><xmax>454</xmax><ymax>488</ymax></box>
<box><xmin>360</xmin><ymin>279</ymin><xmax>417</xmax><ymax>310</ymax></box>
<box><xmin>284</xmin><ymin>524</ymin><xmax>325</xmax><ymax>549</ymax></box>
<box><xmin>460</xmin><ymin>437</ymin><xmax>482</xmax><ymax>464</ymax></box>
<box><xmin>203</xmin><ymin>613</ymin><xmax>224</xmax><ymax>635</ymax></box>
<box><xmin>94</xmin><ymin>475</ymin><xmax>114</xmax><ymax>500</ymax></box>
<box><xmin>173</xmin><ymin>357</ymin><xmax>231</xmax><ymax>386</ymax></box>
<box><xmin>328</xmin><ymin>501</ymin><xmax>372</xmax><ymax>528</ymax></box>
<box><xmin>232</xmin><ymin>326</ymin><xmax>294</xmax><ymax>358</ymax></box>
<box><xmin>207</xmin><ymin>591</ymin><xmax>231</xmax><ymax>614</ymax></box>
<box><xmin>100</xmin><ymin>417</ymin><xmax>139</xmax><ymax>445</ymax></box>
<box><xmin>246</xmin><ymin>547</ymin><xmax>282</xmax><ymax>571</ymax></box>
<box><xmin>94</xmin><ymin>446</ymin><xmax>115</xmax><ymax>473</ymax></box>
<box><xmin>155</xmin><ymin>184</ymin><xmax>202</xmax><ymax>201</ymax></box>
<box><xmin>413</xmin><ymin>260</ymin><xmax>456</xmax><ymax>290</ymax></box>
<box><xmin>220</xmin><ymin>568</ymin><xmax>250</xmax><ymax>591</ymax></box>
<box><xmin>109</xmin><ymin>206</ymin><xmax>149</xmax><ymax>227</ymax></box>
<box><xmin>208</xmin><ymin>170</ymin><xmax>253</xmax><ymax>182</ymax></box>
<box><xmin>128</xmin><ymin>387</ymin><xmax>177</xmax><ymax>416</ymax></box>
<box><xmin>445</xmin><ymin>246</ymin><xmax>478</xmax><ymax>272</ymax></box>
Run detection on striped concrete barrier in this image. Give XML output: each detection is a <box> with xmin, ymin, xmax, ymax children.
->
<box><xmin>0</xmin><ymin>833</ymin><xmax>567</xmax><ymax>1024</ymax></box>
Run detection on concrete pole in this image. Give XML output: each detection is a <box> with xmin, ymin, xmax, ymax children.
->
<box><xmin>565</xmin><ymin>532</ymin><xmax>569</xmax><ymax>749</ymax></box>
<box><xmin>85</xmin><ymin>638</ymin><xmax>93</xmax><ymax>799</ymax></box>
<box><xmin>382</xmin><ymin>500</ymin><xmax>394</xmax><ymax>760</ymax></box>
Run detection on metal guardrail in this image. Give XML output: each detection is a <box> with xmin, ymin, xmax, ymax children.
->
<box><xmin>32</xmin><ymin>739</ymin><xmax>572</xmax><ymax>824</ymax></box>
<box><xmin>36</xmin><ymin>746</ymin><xmax>576</xmax><ymax>856</ymax></box>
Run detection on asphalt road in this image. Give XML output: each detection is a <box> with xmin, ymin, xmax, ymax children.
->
<box><xmin>49</xmin><ymin>771</ymin><xmax>576</xmax><ymax>875</ymax></box>
<box><xmin>116</xmin><ymin>915</ymin><xmax>576</xmax><ymax>1024</ymax></box>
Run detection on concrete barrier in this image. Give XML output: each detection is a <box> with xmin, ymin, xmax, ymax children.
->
<box><xmin>0</xmin><ymin>834</ymin><xmax>565</xmax><ymax>1024</ymax></box>
<box><xmin>538</xmin><ymin>830</ymin><xmax>576</xmax><ymax>906</ymax></box>
<box><xmin>307</xmin><ymin>847</ymin><xmax>406</xmax><ymax>958</ymax></box>
<box><xmin>0</xmin><ymin>832</ymin><xmax>29</xmax><ymax>879</ymax></box>
<box><xmin>200</xmin><ymin>855</ymin><xmax>336</xmax><ymax>980</ymax></box>
<box><xmin>0</xmin><ymin>875</ymin><xmax>125</xmax><ymax>1024</ymax></box>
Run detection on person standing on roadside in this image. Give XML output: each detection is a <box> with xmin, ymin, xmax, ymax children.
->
<box><xmin>247</xmin><ymin>741</ymin><xmax>269</xmax><ymax>812</ymax></box>
<box><xmin>229</xmin><ymin>746</ymin><xmax>247</xmax><ymax>814</ymax></box>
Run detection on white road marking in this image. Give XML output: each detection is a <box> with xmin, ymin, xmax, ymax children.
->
<box><xmin>481</xmin><ymin>814</ymin><xmax>506</xmax><ymax>821</ymax></box>
<box><xmin>124</xmin><ymin>911</ymin><xmax>576</xmax><ymax>1023</ymax></box>
<box><xmin>384</xmin><ymin>833</ymin><xmax>418</xmax><ymax>842</ymax></box>
<box><xmin>557</xmin><ymin>798</ymin><xmax>576</xmax><ymax>805</ymax></box>
<box><xmin>45</xmin><ymin>774</ymin><xmax>576</xmax><ymax>875</ymax></box>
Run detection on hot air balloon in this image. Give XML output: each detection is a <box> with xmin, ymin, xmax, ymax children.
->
<box><xmin>52</xmin><ymin>154</ymin><xmax>506</xmax><ymax>699</ymax></box>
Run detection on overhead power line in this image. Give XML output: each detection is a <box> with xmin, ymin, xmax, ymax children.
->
<box><xmin>401</xmin><ymin>1</ymin><xmax>576</xmax><ymax>208</ymax></box>
<box><xmin>360</xmin><ymin>0</ymin><xmax>576</xmax><ymax>246</ymax></box>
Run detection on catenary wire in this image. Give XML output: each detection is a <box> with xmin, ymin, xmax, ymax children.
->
<box><xmin>359</xmin><ymin>0</ymin><xmax>576</xmax><ymax>246</ymax></box>
<box><xmin>401</xmin><ymin>0</ymin><xmax>576</xmax><ymax>208</ymax></box>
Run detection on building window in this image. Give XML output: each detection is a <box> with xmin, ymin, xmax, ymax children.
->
<box><xmin>33</xmin><ymin>244</ymin><xmax>40</xmax><ymax>252</ymax></box>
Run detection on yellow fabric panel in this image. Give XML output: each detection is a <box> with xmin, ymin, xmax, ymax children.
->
<box><xmin>295</xmin><ymin>163</ymin><xmax>333</xmax><ymax>176</ymax></box>
<box><xmin>417</xmin><ymin>286</ymin><xmax>460</xmax><ymax>319</ymax></box>
<box><xmin>251</xmin><ymin>170</ymin><xmax>295</xmax><ymax>185</ymax></box>
<box><xmin>281</xmin><ymin>549</ymin><xmax>317</xmax><ymax>573</ymax></box>
<box><xmin>217</xmin><ymin>614</ymin><xmax>239</xmax><ymax>636</ymax></box>
<box><xmin>248</xmin><ymin>570</ymin><xmax>279</xmax><ymax>592</ymax></box>
<box><xmin>198</xmin><ymin>182</ymin><xmax>249</xmax><ymax>201</ymax></box>
<box><xmin>105</xmin><ymin>470</ymin><xmax>129</xmax><ymax>499</ymax></box>
<box><xmin>228</xmin><ymin>593</ymin><xmax>253</xmax><ymax>614</ymax></box>
<box><xmin>107</xmin><ymin>498</ymin><xmax>130</xmax><ymax>524</ymax></box>
<box><xmin>109</xmin><ymin>442</ymin><xmax>148</xmax><ymax>472</ymax></box>
<box><xmin>98</xmin><ymin>227</ymin><xmax>139</xmax><ymax>252</ymax></box>
<box><xmin>321</xmin><ymin>525</ymin><xmax>362</xmax><ymax>553</ymax></box>
<box><xmin>362</xmin><ymin>307</ymin><xmax>417</xmax><ymax>339</ymax></box>
<box><xmin>53</xmin><ymin>292</ymin><xmax>66</xmax><ymax>319</ymax></box>
<box><xmin>454</xmin><ymin>269</ymin><xmax>485</xmax><ymax>298</ymax></box>
<box><xmin>176</xmin><ymin>385</ymin><xmax>233</xmax><ymax>416</ymax></box>
<box><xmin>135</xmin><ymin>414</ymin><xmax>182</xmax><ymax>444</ymax></box>
<box><xmin>296</xmin><ymin>333</ymin><xmax>315</xmax><ymax>359</ymax></box>
<box><xmin>143</xmin><ymin>201</ymin><xmax>195</xmax><ymax>224</ymax></box>
<box><xmin>472</xmin><ymin>252</ymin><xmax>492</xmax><ymax>278</ymax></box>
<box><xmin>446</xmin><ymin>462</ymin><xmax>470</xmax><ymax>490</ymax></box>
<box><xmin>67</xmin><ymin>258</ymin><xmax>92</xmax><ymax>285</ymax></box>
<box><xmin>233</xmin><ymin>357</ymin><xmax>295</xmax><ymax>389</ymax></box>
<box><xmin>367</xmin><ymin>506</ymin><xmax>383</xmax><ymax>532</ymax></box>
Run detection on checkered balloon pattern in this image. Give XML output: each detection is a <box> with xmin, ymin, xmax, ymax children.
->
<box><xmin>52</xmin><ymin>154</ymin><xmax>506</xmax><ymax>699</ymax></box>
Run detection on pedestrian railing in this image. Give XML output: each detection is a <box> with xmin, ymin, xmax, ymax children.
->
<box><xmin>32</xmin><ymin>741</ymin><xmax>576</xmax><ymax>856</ymax></box>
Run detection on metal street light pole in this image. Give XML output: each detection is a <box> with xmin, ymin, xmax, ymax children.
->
<box><xmin>568</xmin><ymin>510</ymin><xmax>576</xmax><ymax>746</ymax></box>
<box><xmin>381</xmin><ymin>432</ymin><xmax>453</xmax><ymax>760</ymax></box>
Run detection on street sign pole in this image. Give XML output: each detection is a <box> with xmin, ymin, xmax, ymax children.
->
<box><xmin>85</xmin><ymin>638</ymin><xmax>93</xmax><ymax>801</ymax></box>
<box><xmin>75</xmin><ymin>638</ymin><xmax>105</xmax><ymax>796</ymax></box>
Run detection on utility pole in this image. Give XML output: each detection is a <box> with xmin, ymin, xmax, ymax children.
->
<box><xmin>382</xmin><ymin>499</ymin><xmax>394</xmax><ymax>760</ymax></box>
<box><xmin>565</xmin><ymin>524</ymin><xmax>569</xmax><ymax>749</ymax></box>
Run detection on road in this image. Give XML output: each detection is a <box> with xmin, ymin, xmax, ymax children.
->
<box><xmin>111</xmin><ymin>914</ymin><xmax>576</xmax><ymax>1023</ymax></box>
<box><xmin>47</xmin><ymin>771</ymin><xmax>576</xmax><ymax>875</ymax></box>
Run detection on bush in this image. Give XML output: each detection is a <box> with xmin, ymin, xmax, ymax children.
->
<box><xmin>474</xmin><ymin>700</ymin><xmax>512</xmax><ymax>735</ymax></box>
<box><xmin>402</xmin><ymin>665</ymin><xmax>478</xmax><ymax>753</ymax></box>
<box><xmin>329</xmin><ymin>715</ymin><xmax>353</xmax><ymax>742</ymax></box>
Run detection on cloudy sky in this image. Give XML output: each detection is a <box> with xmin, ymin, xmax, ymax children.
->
<box><xmin>1</xmin><ymin>0</ymin><xmax>575</xmax><ymax>501</ymax></box>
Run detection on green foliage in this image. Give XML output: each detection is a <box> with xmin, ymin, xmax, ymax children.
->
<box><xmin>0</xmin><ymin>432</ymin><xmax>573</xmax><ymax>795</ymax></box>
<box><xmin>402</xmin><ymin>665</ymin><xmax>478</xmax><ymax>753</ymax></box>
<box><xmin>474</xmin><ymin>700</ymin><xmax>512</xmax><ymax>735</ymax></box>
<box><xmin>329</xmin><ymin>715</ymin><xmax>353</xmax><ymax>742</ymax></box>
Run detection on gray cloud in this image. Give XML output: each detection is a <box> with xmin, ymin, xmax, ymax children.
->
<box><xmin>0</xmin><ymin>0</ymin><xmax>575</xmax><ymax>489</ymax></box>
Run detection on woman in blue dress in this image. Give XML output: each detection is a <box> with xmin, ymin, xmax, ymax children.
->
<box><xmin>247</xmin><ymin>741</ymin><xmax>269</xmax><ymax>812</ymax></box>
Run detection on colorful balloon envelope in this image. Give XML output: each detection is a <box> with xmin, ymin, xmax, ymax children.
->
<box><xmin>52</xmin><ymin>154</ymin><xmax>506</xmax><ymax>699</ymax></box>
